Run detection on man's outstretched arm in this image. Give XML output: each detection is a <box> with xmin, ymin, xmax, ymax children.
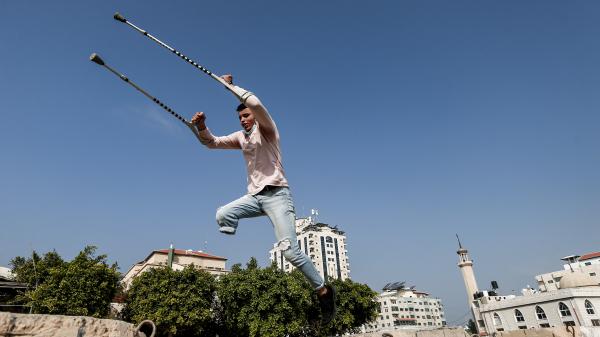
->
<box><xmin>191</xmin><ymin>112</ymin><xmax>241</xmax><ymax>149</ymax></box>
<box><xmin>222</xmin><ymin>75</ymin><xmax>278</xmax><ymax>139</ymax></box>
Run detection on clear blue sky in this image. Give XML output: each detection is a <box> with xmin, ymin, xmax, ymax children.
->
<box><xmin>1</xmin><ymin>1</ymin><xmax>599</xmax><ymax>326</ymax></box>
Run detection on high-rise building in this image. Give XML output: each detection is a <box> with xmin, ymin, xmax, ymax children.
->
<box><xmin>362</xmin><ymin>282</ymin><xmax>447</xmax><ymax>333</ymax></box>
<box><xmin>269</xmin><ymin>215</ymin><xmax>350</xmax><ymax>281</ymax></box>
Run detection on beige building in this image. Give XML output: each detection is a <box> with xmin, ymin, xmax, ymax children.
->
<box><xmin>362</xmin><ymin>283</ymin><xmax>447</xmax><ymax>333</ymax></box>
<box><xmin>122</xmin><ymin>247</ymin><xmax>228</xmax><ymax>289</ymax></box>
<box><xmin>536</xmin><ymin>253</ymin><xmax>600</xmax><ymax>293</ymax></box>
<box><xmin>269</xmin><ymin>215</ymin><xmax>350</xmax><ymax>281</ymax></box>
<box><xmin>457</xmin><ymin>244</ymin><xmax>600</xmax><ymax>335</ymax></box>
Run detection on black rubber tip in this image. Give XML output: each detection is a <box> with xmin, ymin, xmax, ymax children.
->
<box><xmin>113</xmin><ymin>12</ymin><xmax>126</xmax><ymax>22</ymax></box>
<box><xmin>89</xmin><ymin>53</ymin><xmax>105</xmax><ymax>65</ymax></box>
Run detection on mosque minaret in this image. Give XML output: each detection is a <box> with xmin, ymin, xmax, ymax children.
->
<box><xmin>456</xmin><ymin>235</ymin><xmax>479</xmax><ymax>306</ymax></box>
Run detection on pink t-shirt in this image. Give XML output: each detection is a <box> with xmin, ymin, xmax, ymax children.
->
<box><xmin>194</xmin><ymin>86</ymin><xmax>288</xmax><ymax>195</ymax></box>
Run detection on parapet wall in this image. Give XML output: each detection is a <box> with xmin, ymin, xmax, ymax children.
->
<box><xmin>349</xmin><ymin>327</ymin><xmax>600</xmax><ymax>337</ymax></box>
<box><xmin>494</xmin><ymin>327</ymin><xmax>600</xmax><ymax>337</ymax></box>
<box><xmin>0</xmin><ymin>312</ymin><xmax>145</xmax><ymax>337</ymax></box>
<box><xmin>349</xmin><ymin>327</ymin><xmax>471</xmax><ymax>337</ymax></box>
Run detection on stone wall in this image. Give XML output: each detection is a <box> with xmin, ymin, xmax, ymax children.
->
<box><xmin>348</xmin><ymin>327</ymin><xmax>471</xmax><ymax>337</ymax></box>
<box><xmin>494</xmin><ymin>327</ymin><xmax>600</xmax><ymax>337</ymax></box>
<box><xmin>0</xmin><ymin>312</ymin><xmax>148</xmax><ymax>337</ymax></box>
<box><xmin>347</xmin><ymin>327</ymin><xmax>600</xmax><ymax>337</ymax></box>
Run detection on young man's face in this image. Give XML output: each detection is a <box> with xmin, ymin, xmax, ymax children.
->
<box><xmin>238</xmin><ymin>108</ymin><xmax>255</xmax><ymax>132</ymax></box>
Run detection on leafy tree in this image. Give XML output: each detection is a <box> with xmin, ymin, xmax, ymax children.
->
<box><xmin>10</xmin><ymin>250</ymin><xmax>65</xmax><ymax>289</ymax></box>
<box><xmin>215</xmin><ymin>258</ymin><xmax>379</xmax><ymax>337</ymax></box>
<box><xmin>467</xmin><ymin>318</ymin><xmax>478</xmax><ymax>334</ymax></box>
<box><xmin>10</xmin><ymin>246</ymin><xmax>119</xmax><ymax>317</ymax></box>
<box><xmin>123</xmin><ymin>265</ymin><xmax>217</xmax><ymax>337</ymax></box>
<box><xmin>321</xmin><ymin>277</ymin><xmax>379</xmax><ymax>336</ymax></box>
<box><xmin>216</xmin><ymin>258</ymin><xmax>318</xmax><ymax>337</ymax></box>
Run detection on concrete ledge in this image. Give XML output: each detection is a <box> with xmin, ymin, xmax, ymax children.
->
<box><xmin>349</xmin><ymin>327</ymin><xmax>470</xmax><ymax>337</ymax></box>
<box><xmin>347</xmin><ymin>327</ymin><xmax>600</xmax><ymax>337</ymax></box>
<box><xmin>0</xmin><ymin>312</ymin><xmax>144</xmax><ymax>337</ymax></box>
<box><xmin>494</xmin><ymin>327</ymin><xmax>600</xmax><ymax>337</ymax></box>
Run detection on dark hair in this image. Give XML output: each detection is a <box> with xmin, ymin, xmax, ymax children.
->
<box><xmin>236</xmin><ymin>103</ymin><xmax>247</xmax><ymax>112</ymax></box>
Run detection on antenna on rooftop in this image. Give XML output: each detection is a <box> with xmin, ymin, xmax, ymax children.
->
<box><xmin>456</xmin><ymin>234</ymin><xmax>463</xmax><ymax>249</ymax></box>
<box><xmin>311</xmin><ymin>209</ymin><xmax>319</xmax><ymax>224</ymax></box>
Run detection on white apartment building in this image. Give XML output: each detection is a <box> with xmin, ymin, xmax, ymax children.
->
<box><xmin>457</xmin><ymin>243</ymin><xmax>600</xmax><ymax>334</ymax></box>
<box><xmin>269</xmin><ymin>216</ymin><xmax>350</xmax><ymax>281</ymax></box>
<box><xmin>362</xmin><ymin>282</ymin><xmax>447</xmax><ymax>333</ymax></box>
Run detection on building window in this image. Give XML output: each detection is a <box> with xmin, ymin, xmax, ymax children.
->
<box><xmin>563</xmin><ymin>321</ymin><xmax>575</xmax><ymax>327</ymax></box>
<box><xmin>493</xmin><ymin>313</ymin><xmax>503</xmax><ymax>327</ymax></box>
<box><xmin>585</xmin><ymin>300</ymin><xmax>595</xmax><ymax>315</ymax></box>
<box><xmin>536</xmin><ymin>306</ymin><xmax>547</xmax><ymax>320</ymax></box>
<box><xmin>540</xmin><ymin>323</ymin><xmax>551</xmax><ymax>328</ymax></box>
<box><xmin>515</xmin><ymin>309</ymin><xmax>525</xmax><ymax>322</ymax></box>
<box><xmin>559</xmin><ymin>302</ymin><xmax>572</xmax><ymax>317</ymax></box>
<box><xmin>518</xmin><ymin>326</ymin><xmax>527</xmax><ymax>330</ymax></box>
<box><xmin>592</xmin><ymin>319</ymin><xmax>600</xmax><ymax>327</ymax></box>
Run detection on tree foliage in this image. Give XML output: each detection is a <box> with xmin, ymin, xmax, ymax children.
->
<box><xmin>11</xmin><ymin>250</ymin><xmax>65</xmax><ymax>288</ymax></box>
<box><xmin>214</xmin><ymin>258</ymin><xmax>379</xmax><ymax>337</ymax></box>
<box><xmin>321</xmin><ymin>277</ymin><xmax>379</xmax><ymax>336</ymax></box>
<box><xmin>10</xmin><ymin>246</ymin><xmax>119</xmax><ymax>318</ymax></box>
<box><xmin>123</xmin><ymin>265</ymin><xmax>217</xmax><ymax>337</ymax></box>
<box><xmin>216</xmin><ymin>258</ymin><xmax>319</xmax><ymax>337</ymax></box>
<box><xmin>467</xmin><ymin>318</ymin><xmax>478</xmax><ymax>334</ymax></box>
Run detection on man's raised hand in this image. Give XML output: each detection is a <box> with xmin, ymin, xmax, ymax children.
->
<box><xmin>221</xmin><ymin>74</ymin><xmax>233</xmax><ymax>85</ymax></box>
<box><xmin>191</xmin><ymin>112</ymin><xmax>207</xmax><ymax>130</ymax></box>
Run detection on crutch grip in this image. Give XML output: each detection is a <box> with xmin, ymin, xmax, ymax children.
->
<box><xmin>89</xmin><ymin>53</ymin><xmax>105</xmax><ymax>66</ymax></box>
<box><xmin>114</xmin><ymin>12</ymin><xmax>127</xmax><ymax>23</ymax></box>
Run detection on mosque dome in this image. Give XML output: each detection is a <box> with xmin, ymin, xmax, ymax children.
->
<box><xmin>559</xmin><ymin>271</ymin><xmax>598</xmax><ymax>289</ymax></box>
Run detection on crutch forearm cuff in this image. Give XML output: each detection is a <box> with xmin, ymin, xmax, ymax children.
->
<box><xmin>240</xmin><ymin>91</ymin><xmax>254</xmax><ymax>104</ymax></box>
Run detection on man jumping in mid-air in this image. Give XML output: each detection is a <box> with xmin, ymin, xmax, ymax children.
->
<box><xmin>190</xmin><ymin>74</ymin><xmax>336</xmax><ymax>323</ymax></box>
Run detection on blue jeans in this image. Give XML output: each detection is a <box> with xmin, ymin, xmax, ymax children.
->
<box><xmin>216</xmin><ymin>186</ymin><xmax>325</xmax><ymax>290</ymax></box>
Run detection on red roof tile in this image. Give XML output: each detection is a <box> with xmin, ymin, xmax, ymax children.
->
<box><xmin>580</xmin><ymin>252</ymin><xmax>600</xmax><ymax>261</ymax></box>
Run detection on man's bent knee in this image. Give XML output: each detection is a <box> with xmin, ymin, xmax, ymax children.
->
<box><xmin>278</xmin><ymin>238</ymin><xmax>304</xmax><ymax>264</ymax></box>
<box><xmin>216</xmin><ymin>207</ymin><xmax>237</xmax><ymax>235</ymax></box>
